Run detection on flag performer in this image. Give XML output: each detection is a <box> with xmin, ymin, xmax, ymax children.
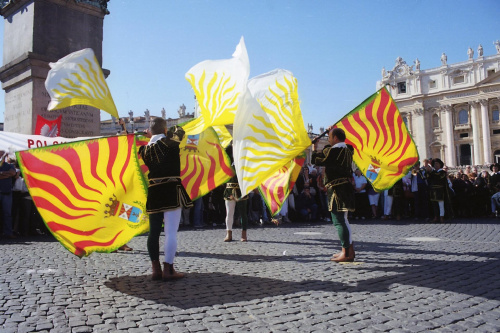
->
<box><xmin>139</xmin><ymin>118</ymin><xmax>193</xmax><ymax>280</ymax></box>
<box><xmin>312</xmin><ymin>127</ymin><xmax>356</xmax><ymax>262</ymax></box>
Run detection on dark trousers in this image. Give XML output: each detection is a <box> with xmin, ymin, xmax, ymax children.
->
<box><xmin>147</xmin><ymin>212</ymin><xmax>163</xmax><ymax>262</ymax></box>
<box><xmin>330</xmin><ymin>205</ymin><xmax>351</xmax><ymax>249</ymax></box>
<box><xmin>354</xmin><ymin>192</ymin><xmax>369</xmax><ymax>218</ymax></box>
<box><xmin>413</xmin><ymin>184</ymin><xmax>429</xmax><ymax>219</ymax></box>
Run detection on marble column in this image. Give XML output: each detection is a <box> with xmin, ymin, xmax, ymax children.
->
<box><xmin>469</xmin><ymin>101</ymin><xmax>481</xmax><ymax>165</ymax></box>
<box><xmin>480</xmin><ymin>99</ymin><xmax>492</xmax><ymax>164</ymax></box>
<box><xmin>413</xmin><ymin>108</ymin><xmax>427</xmax><ymax>161</ymax></box>
<box><xmin>443</xmin><ymin>105</ymin><xmax>456</xmax><ymax>166</ymax></box>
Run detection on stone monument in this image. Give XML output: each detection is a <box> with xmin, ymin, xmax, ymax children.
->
<box><xmin>0</xmin><ymin>0</ymin><xmax>110</xmax><ymax>137</ymax></box>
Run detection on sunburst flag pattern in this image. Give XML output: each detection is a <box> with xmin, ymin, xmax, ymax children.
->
<box><xmin>45</xmin><ymin>48</ymin><xmax>119</xmax><ymax>118</ymax></box>
<box><xmin>335</xmin><ymin>87</ymin><xmax>419</xmax><ymax>192</ymax></box>
<box><xmin>183</xmin><ymin>37</ymin><xmax>250</xmax><ymax>135</ymax></box>
<box><xmin>16</xmin><ymin>135</ymin><xmax>149</xmax><ymax>257</ymax></box>
<box><xmin>233</xmin><ymin>69</ymin><xmax>311</xmax><ymax>197</ymax></box>
<box><xmin>259</xmin><ymin>152</ymin><xmax>306</xmax><ymax>216</ymax></box>
<box><xmin>212</xmin><ymin>125</ymin><xmax>233</xmax><ymax>149</ymax></box>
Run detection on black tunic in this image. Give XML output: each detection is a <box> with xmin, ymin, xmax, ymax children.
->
<box><xmin>312</xmin><ymin>143</ymin><xmax>355</xmax><ymax>212</ymax></box>
<box><xmin>138</xmin><ymin>126</ymin><xmax>193</xmax><ymax>213</ymax></box>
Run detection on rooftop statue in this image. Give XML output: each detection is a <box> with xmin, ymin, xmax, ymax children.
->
<box><xmin>73</xmin><ymin>0</ymin><xmax>110</xmax><ymax>14</ymax></box>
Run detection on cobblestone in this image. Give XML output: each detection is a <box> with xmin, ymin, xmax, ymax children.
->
<box><xmin>1</xmin><ymin>220</ymin><xmax>499</xmax><ymax>331</ymax></box>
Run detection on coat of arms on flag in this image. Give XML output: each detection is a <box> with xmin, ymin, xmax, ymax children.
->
<box><xmin>185</xmin><ymin>134</ymin><xmax>200</xmax><ymax>151</ymax></box>
<box><xmin>104</xmin><ymin>194</ymin><xmax>144</xmax><ymax>223</ymax></box>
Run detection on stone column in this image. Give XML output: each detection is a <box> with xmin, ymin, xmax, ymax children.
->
<box><xmin>442</xmin><ymin>105</ymin><xmax>456</xmax><ymax>166</ymax></box>
<box><xmin>0</xmin><ymin>0</ymin><xmax>110</xmax><ymax>137</ymax></box>
<box><xmin>480</xmin><ymin>99</ymin><xmax>492</xmax><ymax>164</ymax></box>
<box><xmin>413</xmin><ymin>108</ymin><xmax>427</xmax><ymax>161</ymax></box>
<box><xmin>469</xmin><ymin>101</ymin><xmax>481</xmax><ymax>165</ymax></box>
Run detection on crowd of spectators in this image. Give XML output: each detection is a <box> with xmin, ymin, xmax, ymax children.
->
<box><xmin>0</xmin><ymin>153</ymin><xmax>46</xmax><ymax>239</ymax></box>
<box><xmin>3</xmin><ymin>153</ymin><xmax>500</xmax><ymax>240</ymax></box>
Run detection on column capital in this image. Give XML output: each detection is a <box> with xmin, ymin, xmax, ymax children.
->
<box><xmin>440</xmin><ymin>105</ymin><xmax>453</xmax><ymax>113</ymax></box>
<box><xmin>468</xmin><ymin>100</ymin><xmax>480</xmax><ymax>107</ymax></box>
<box><xmin>413</xmin><ymin>108</ymin><xmax>424</xmax><ymax>116</ymax></box>
<box><xmin>479</xmin><ymin>99</ymin><xmax>489</xmax><ymax>107</ymax></box>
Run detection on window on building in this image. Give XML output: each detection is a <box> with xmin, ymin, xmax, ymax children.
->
<box><xmin>458</xmin><ymin>109</ymin><xmax>468</xmax><ymax>124</ymax></box>
<box><xmin>494</xmin><ymin>129</ymin><xmax>500</xmax><ymax>135</ymax></box>
<box><xmin>397</xmin><ymin>82</ymin><xmax>406</xmax><ymax>94</ymax></box>
<box><xmin>453</xmin><ymin>75</ymin><xmax>465</xmax><ymax>84</ymax></box>
<box><xmin>493</xmin><ymin>107</ymin><xmax>500</xmax><ymax>122</ymax></box>
<box><xmin>488</xmin><ymin>69</ymin><xmax>496</xmax><ymax>77</ymax></box>
<box><xmin>459</xmin><ymin>133</ymin><xmax>469</xmax><ymax>138</ymax></box>
<box><xmin>429</xmin><ymin>80</ymin><xmax>437</xmax><ymax>89</ymax></box>
<box><xmin>432</xmin><ymin>114</ymin><xmax>440</xmax><ymax>128</ymax></box>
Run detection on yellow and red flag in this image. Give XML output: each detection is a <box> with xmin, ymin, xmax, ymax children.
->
<box><xmin>259</xmin><ymin>152</ymin><xmax>306</xmax><ymax>215</ymax></box>
<box><xmin>179</xmin><ymin>127</ymin><xmax>234</xmax><ymax>200</ymax></box>
<box><xmin>335</xmin><ymin>87</ymin><xmax>419</xmax><ymax>191</ymax></box>
<box><xmin>16</xmin><ymin>135</ymin><xmax>149</xmax><ymax>257</ymax></box>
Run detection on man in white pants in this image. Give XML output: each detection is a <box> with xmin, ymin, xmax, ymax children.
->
<box><xmin>139</xmin><ymin>118</ymin><xmax>193</xmax><ymax>281</ymax></box>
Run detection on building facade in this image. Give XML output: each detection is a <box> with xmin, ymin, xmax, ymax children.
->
<box><xmin>100</xmin><ymin>104</ymin><xmax>195</xmax><ymax>136</ymax></box>
<box><xmin>377</xmin><ymin>41</ymin><xmax>500</xmax><ymax>167</ymax></box>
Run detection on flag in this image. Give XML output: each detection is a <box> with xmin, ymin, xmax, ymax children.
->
<box><xmin>16</xmin><ymin>135</ymin><xmax>149</xmax><ymax>257</ymax></box>
<box><xmin>179</xmin><ymin>127</ymin><xmax>234</xmax><ymax>199</ymax></box>
<box><xmin>233</xmin><ymin>69</ymin><xmax>311</xmax><ymax>197</ymax></box>
<box><xmin>259</xmin><ymin>152</ymin><xmax>306</xmax><ymax>216</ymax></box>
<box><xmin>35</xmin><ymin>115</ymin><xmax>62</xmax><ymax>137</ymax></box>
<box><xmin>45</xmin><ymin>48</ymin><xmax>119</xmax><ymax>118</ymax></box>
<box><xmin>212</xmin><ymin>125</ymin><xmax>232</xmax><ymax>148</ymax></box>
<box><xmin>183</xmin><ymin>37</ymin><xmax>250</xmax><ymax>135</ymax></box>
<box><xmin>334</xmin><ymin>87</ymin><xmax>419</xmax><ymax>191</ymax></box>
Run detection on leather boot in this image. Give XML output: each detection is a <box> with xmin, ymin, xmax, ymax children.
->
<box><xmin>224</xmin><ymin>230</ymin><xmax>232</xmax><ymax>242</ymax></box>
<box><xmin>331</xmin><ymin>249</ymin><xmax>343</xmax><ymax>259</ymax></box>
<box><xmin>331</xmin><ymin>246</ymin><xmax>354</xmax><ymax>263</ymax></box>
<box><xmin>151</xmin><ymin>260</ymin><xmax>162</xmax><ymax>281</ymax></box>
<box><xmin>241</xmin><ymin>230</ymin><xmax>247</xmax><ymax>242</ymax></box>
<box><xmin>163</xmin><ymin>263</ymin><xmax>185</xmax><ymax>280</ymax></box>
<box><xmin>331</xmin><ymin>242</ymin><xmax>355</xmax><ymax>259</ymax></box>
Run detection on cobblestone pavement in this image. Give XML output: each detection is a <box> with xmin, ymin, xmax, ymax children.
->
<box><xmin>1</xmin><ymin>218</ymin><xmax>499</xmax><ymax>332</ymax></box>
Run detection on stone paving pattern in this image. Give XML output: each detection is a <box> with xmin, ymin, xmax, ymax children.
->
<box><xmin>1</xmin><ymin>219</ymin><xmax>499</xmax><ymax>332</ymax></box>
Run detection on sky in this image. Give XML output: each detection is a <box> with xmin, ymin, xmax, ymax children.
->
<box><xmin>1</xmin><ymin>0</ymin><xmax>500</xmax><ymax>133</ymax></box>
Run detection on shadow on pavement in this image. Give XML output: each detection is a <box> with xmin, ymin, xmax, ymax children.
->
<box><xmin>104</xmin><ymin>272</ymin><xmax>349</xmax><ymax>309</ymax></box>
<box><xmin>105</xmin><ymin>242</ymin><xmax>500</xmax><ymax>308</ymax></box>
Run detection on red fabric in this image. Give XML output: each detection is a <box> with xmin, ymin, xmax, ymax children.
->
<box><xmin>35</xmin><ymin>115</ymin><xmax>62</xmax><ymax>137</ymax></box>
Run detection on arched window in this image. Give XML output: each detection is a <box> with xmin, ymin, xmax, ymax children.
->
<box><xmin>458</xmin><ymin>109</ymin><xmax>468</xmax><ymax>124</ymax></box>
<box><xmin>492</xmin><ymin>106</ymin><xmax>500</xmax><ymax>122</ymax></box>
<box><xmin>432</xmin><ymin>114</ymin><xmax>440</xmax><ymax>128</ymax></box>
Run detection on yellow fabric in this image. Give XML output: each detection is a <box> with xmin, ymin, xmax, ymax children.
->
<box><xmin>45</xmin><ymin>48</ymin><xmax>119</xmax><ymax>118</ymax></box>
<box><xmin>259</xmin><ymin>152</ymin><xmax>305</xmax><ymax>216</ymax></box>
<box><xmin>179</xmin><ymin>127</ymin><xmax>234</xmax><ymax>200</ymax></box>
<box><xmin>335</xmin><ymin>87</ymin><xmax>419</xmax><ymax>191</ymax></box>
<box><xmin>233</xmin><ymin>69</ymin><xmax>311</xmax><ymax>196</ymax></box>
<box><xmin>16</xmin><ymin>135</ymin><xmax>148</xmax><ymax>257</ymax></box>
<box><xmin>183</xmin><ymin>37</ymin><xmax>250</xmax><ymax>135</ymax></box>
<box><xmin>212</xmin><ymin>125</ymin><xmax>233</xmax><ymax>148</ymax></box>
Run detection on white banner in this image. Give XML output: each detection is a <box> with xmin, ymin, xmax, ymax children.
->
<box><xmin>0</xmin><ymin>131</ymin><xmax>96</xmax><ymax>157</ymax></box>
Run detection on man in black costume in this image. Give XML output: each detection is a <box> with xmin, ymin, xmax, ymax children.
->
<box><xmin>139</xmin><ymin>118</ymin><xmax>193</xmax><ymax>280</ymax></box>
<box><xmin>313</xmin><ymin>128</ymin><xmax>356</xmax><ymax>262</ymax></box>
